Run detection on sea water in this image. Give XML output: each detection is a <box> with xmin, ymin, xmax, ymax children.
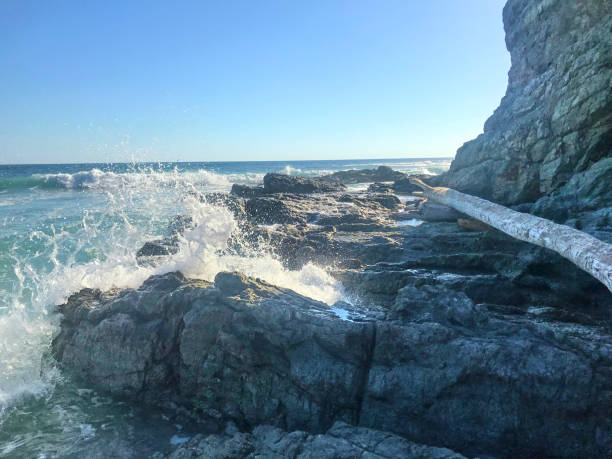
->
<box><xmin>0</xmin><ymin>158</ymin><xmax>450</xmax><ymax>456</ymax></box>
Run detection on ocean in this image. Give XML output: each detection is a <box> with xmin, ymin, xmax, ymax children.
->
<box><xmin>0</xmin><ymin>158</ymin><xmax>450</xmax><ymax>457</ymax></box>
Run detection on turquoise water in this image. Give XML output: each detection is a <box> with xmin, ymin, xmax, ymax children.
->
<box><xmin>0</xmin><ymin>158</ymin><xmax>450</xmax><ymax>457</ymax></box>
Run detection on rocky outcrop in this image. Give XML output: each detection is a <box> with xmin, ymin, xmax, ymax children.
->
<box><xmin>262</xmin><ymin>173</ymin><xmax>344</xmax><ymax>194</ymax></box>
<box><xmin>53</xmin><ymin>257</ymin><xmax>612</xmax><ymax>458</ymax></box>
<box><xmin>393</xmin><ymin>174</ymin><xmax>436</xmax><ymax>193</ymax></box>
<box><xmin>166</xmin><ymin>422</ymin><xmax>466</xmax><ymax>459</ymax></box>
<box><xmin>440</xmin><ymin>0</ymin><xmax>611</xmax><ymax>212</ymax></box>
<box><xmin>57</xmin><ymin>160</ymin><xmax>612</xmax><ymax>459</ymax></box>
<box><xmin>50</xmin><ymin>1</ymin><xmax>612</xmax><ymax>456</ymax></box>
<box><xmin>136</xmin><ymin>215</ymin><xmax>194</xmax><ymax>264</ymax></box>
<box><xmin>53</xmin><ymin>272</ymin><xmax>378</xmax><ymax>432</ymax></box>
<box><xmin>230</xmin><ymin>183</ymin><xmax>266</xmax><ymax>198</ymax></box>
<box><xmin>320</xmin><ymin>166</ymin><xmax>406</xmax><ymax>184</ymax></box>
<box><xmin>231</xmin><ymin>173</ymin><xmax>345</xmax><ymax>198</ymax></box>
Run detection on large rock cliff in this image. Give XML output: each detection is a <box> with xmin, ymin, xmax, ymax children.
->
<box><xmin>441</xmin><ymin>0</ymin><xmax>611</xmax><ymax>215</ymax></box>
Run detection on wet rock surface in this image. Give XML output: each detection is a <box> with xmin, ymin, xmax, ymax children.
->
<box><xmin>54</xmin><ymin>171</ymin><xmax>612</xmax><ymax>458</ymax></box>
<box><xmin>165</xmin><ymin>422</ymin><xmax>466</xmax><ymax>459</ymax></box>
<box><xmin>319</xmin><ymin>165</ymin><xmax>406</xmax><ymax>184</ymax></box>
<box><xmin>51</xmin><ymin>0</ymin><xmax>612</xmax><ymax>455</ymax></box>
<box><xmin>231</xmin><ymin>173</ymin><xmax>345</xmax><ymax>197</ymax></box>
<box><xmin>393</xmin><ymin>174</ymin><xmax>436</xmax><ymax>193</ymax></box>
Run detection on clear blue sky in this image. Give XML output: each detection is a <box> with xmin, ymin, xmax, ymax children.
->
<box><xmin>0</xmin><ymin>0</ymin><xmax>510</xmax><ymax>164</ymax></box>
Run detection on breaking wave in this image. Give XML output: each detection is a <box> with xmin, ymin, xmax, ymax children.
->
<box><xmin>0</xmin><ymin>187</ymin><xmax>343</xmax><ymax>416</ymax></box>
<box><xmin>0</xmin><ymin>157</ymin><xmax>453</xmax><ymax>418</ymax></box>
<box><xmin>0</xmin><ymin>168</ymin><xmax>271</xmax><ymax>194</ymax></box>
<box><xmin>0</xmin><ymin>168</ymin><xmax>231</xmax><ymax>192</ymax></box>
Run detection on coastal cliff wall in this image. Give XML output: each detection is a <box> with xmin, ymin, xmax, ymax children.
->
<box><xmin>441</xmin><ymin>0</ymin><xmax>611</xmax><ymax>214</ymax></box>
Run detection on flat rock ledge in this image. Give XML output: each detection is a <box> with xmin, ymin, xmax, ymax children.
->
<box><xmin>162</xmin><ymin>422</ymin><xmax>465</xmax><ymax>459</ymax></box>
<box><xmin>53</xmin><ymin>269</ymin><xmax>612</xmax><ymax>458</ymax></box>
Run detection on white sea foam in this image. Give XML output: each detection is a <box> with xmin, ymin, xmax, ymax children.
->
<box><xmin>152</xmin><ymin>197</ymin><xmax>344</xmax><ymax>305</ymax></box>
<box><xmin>346</xmin><ymin>183</ymin><xmax>372</xmax><ymax>192</ymax></box>
<box><xmin>0</xmin><ymin>159</ymin><xmax>450</xmax><ymax>453</ymax></box>
<box><xmin>0</xmin><ymin>187</ymin><xmax>344</xmax><ymax>414</ymax></box>
<box><xmin>0</xmin><ymin>159</ymin><xmax>450</xmax><ymax>416</ymax></box>
<box><xmin>225</xmin><ymin>172</ymin><xmax>265</xmax><ymax>185</ymax></box>
<box><xmin>397</xmin><ymin>194</ymin><xmax>422</xmax><ymax>203</ymax></box>
<box><xmin>281</xmin><ymin>165</ymin><xmax>302</xmax><ymax>175</ymax></box>
<box><xmin>36</xmin><ymin>168</ymin><xmax>233</xmax><ymax>191</ymax></box>
<box><xmin>0</xmin><ymin>313</ymin><xmax>58</xmax><ymax>412</ymax></box>
<box><xmin>32</xmin><ymin>198</ymin><xmax>344</xmax><ymax>304</ymax></box>
<box><xmin>396</xmin><ymin>219</ymin><xmax>424</xmax><ymax>227</ymax></box>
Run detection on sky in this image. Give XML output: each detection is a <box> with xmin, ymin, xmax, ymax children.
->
<box><xmin>0</xmin><ymin>0</ymin><xmax>510</xmax><ymax>164</ymax></box>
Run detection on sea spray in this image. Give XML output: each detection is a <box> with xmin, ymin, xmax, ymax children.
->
<box><xmin>0</xmin><ymin>158</ymin><xmax>451</xmax><ymax>455</ymax></box>
<box><xmin>160</xmin><ymin>196</ymin><xmax>344</xmax><ymax>304</ymax></box>
<box><xmin>36</xmin><ymin>167</ymin><xmax>233</xmax><ymax>192</ymax></box>
<box><xmin>0</xmin><ymin>170</ymin><xmax>344</xmax><ymax>419</ymax></box>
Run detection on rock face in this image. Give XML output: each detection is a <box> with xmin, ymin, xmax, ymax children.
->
<box><xmin>263</xmin><ymin>173</ymin><xmax>345</xmax><ymax>194</ymax></box>
<box><xmin>167</xmin><ymin>422</ymin><xmax>466</xmax><ymax>459</ymax></box>
<box><xmin>320</xmin><ymin>166</ymin><xmax>406</xmax><ymax>184</ymax></box>
<box><xmin>50</xmin><ymin>1</ymin><xmax>612</xmax><ymax>457</ymax></box>
<box><xmin>54</xmin><ymin>156</ymin><xmax>612</xmax><ymax>458</ymax></box>
<box><xmin>53</xmin><ymin>272</ymin><xmax>378</xmax><ymax>432</ymax></box>
<box><xmin>393</xmin><ymin>174</ymin><xmax>435</xmax><ymax>193</ymax></box>
<box><xmin>440</xmin><ymin>0</ymin><xmax>612</xmax><ymax>211</ymax></box>
<box><xmin>231</xmin><ymin>173</ymin><xmax>345</xmax><ymax>197</ymax></box>
<box><xmin>53</xmin><ymin>264</ymin><xmax>612</xmax><ymax>458</ymax></box>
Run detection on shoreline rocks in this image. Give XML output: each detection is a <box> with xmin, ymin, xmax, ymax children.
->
<box><xmin>231</xmin><ymin>173</ymin><xmax>346</xmax><ymax>197</ymax></box>
<box><xmin>165</xmin><ymin>422</ymin><xmax>467</xmax><ymax>458</ymax></box>
<box><xmin>53</xmin><ymin>260</ymin><xmax>612</xmax><ymax>458</ymax></box>
<box><xmin>53</xmin><ymin>180</ymin><xmax>612</xmax><ymax>457</ymax></box>
<box><xmin>50</xmin><ymin>0</ymin><xmax>612</xmax><ymax>456</ymax></box>
<box><xmin>86</xmin><ymin>167</ymin><xmax>611</xmax><ymax>458</ymax></box>
<box><xmin>319</xmin><ymin>165</ymin><xmax>406</xmax><ymax>184</ymax></box>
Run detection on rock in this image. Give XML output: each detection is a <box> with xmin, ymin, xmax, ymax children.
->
<box><xmin>417</xmin><ymin>201</ymin><xmax>465</xmax><ymax>222</ymax></box>
<box><xmin>167</xmin><ymin>422</ymin><xmax>467</xmax><ymax>458</ymax></box>
<box><xmin>232</xmin><ymin>174</ymin><xmax>346</xmax><ymax>197</ymax></box>
<box><xmin>393</xmin><ymin>174</ymin><xmax>436</xmax><ymax>193</ymax></box>
<box><xmin>371</xmin><ymin>193</ymin><xmax>401</xmax><ymax>210</ymax></box>
<box><xmin>362</xmin><ymin>308</ymin><xmax>612</xmax><ymax>458</ymax></box>
<box><xmin>53</xmin><ymin>271</ymin><xmax>378</xmax><ymax>434</ymax></box>
<box><xmin>438</xmin><ymin>0</ymin><xmax>612</xmax><ymax>211</ymax></box>
<box><xmin>456</xmin><ymin>218</ymin><xmax>492</xmax><ymax>232</ymax></box>
<box><xmin>320</xmin><ymin>166</ymin><xmax>406</xmax><ymax>184</ymax></box>
<box><xmin>214</xmin><ymin>271</ymin><xmax>253</xmax><ymax>296</ymax></box>
<box><xmin>244</xmin><ymin>196</ymin><xmax>307</xmax><ymax>225</ymax></box>
<box><xmin>338</xmin><ymin>193</ymin><xmax>401</xmax><ymax>210</ymax></box>
<box><xmin>263</xmin><ymin>173</ymin><xmax>345</xmax><ymax>194</ymax></box>
<box><xmin>201</xmin><ymin>193</ymin><xmax>246</xmax><ymax>219</ymax></box>
<box><xmin>230</xmin><ymin>183</ymin><xmax>265</xmax><ymax>198</ymax></box>
<box><xmin>531</xmin><ymin>157</ymin><xmax>612</xmax><ymax>225</ymax></box>
<box><xmin>367</xmin><ymin>182</ymin><xmax>394</xmax><ymax>193</ymax></box>
<box><xmin>53</xmin><ymin>267</ymin><xmax>612</xmax><ymax>457</ymax></box>
<box><xmin>136</xmin><ymin>240</ymin><xmax>179</xmax><ymax>258</ymax></box>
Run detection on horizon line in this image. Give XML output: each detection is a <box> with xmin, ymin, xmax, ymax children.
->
<box><xmin>0</xmin><ymin>156</ymin><xmax>455</xmax><ymax>167</ymax></box>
